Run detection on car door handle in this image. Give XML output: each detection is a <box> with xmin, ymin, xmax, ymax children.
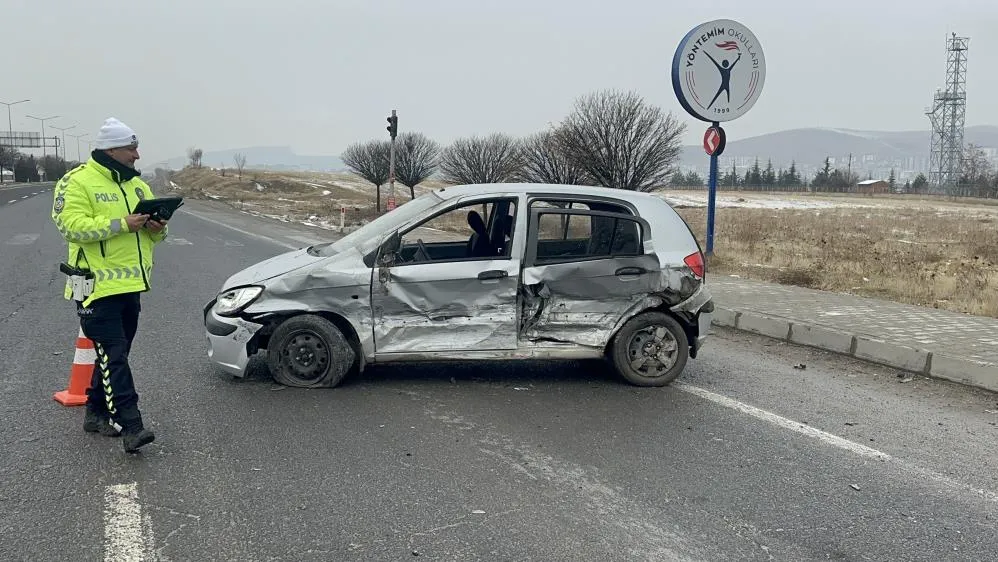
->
<box><xmin>615</xmin><ymin>267</ymin><xmax>646</xmax><ymax>276</ymax></box>
<box><xmin>478</xmin><ymin>270</ymin><xmax>508</xmax><ymax>280</ymax></box>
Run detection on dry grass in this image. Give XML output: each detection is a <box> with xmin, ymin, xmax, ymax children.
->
<box><xmin>675</xmin><ymin>206</ymin><xmax>998</xmax><ymax>318</ymax></box>
<box><xmin>169</xmin><ymin>167</ymin><xmax>430</xmax><ymax>227</ymax></box>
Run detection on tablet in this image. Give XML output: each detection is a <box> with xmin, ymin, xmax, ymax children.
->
<box><xmin>133</xmin><ymin>197</ymin><xmax>185</xmax><ymax>221</ymax></box>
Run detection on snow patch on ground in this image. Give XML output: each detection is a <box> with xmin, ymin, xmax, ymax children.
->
<box><xmin>655</xmin><ymin>191</ymin><xmax>880</xmax><ymax>210</ymax></box>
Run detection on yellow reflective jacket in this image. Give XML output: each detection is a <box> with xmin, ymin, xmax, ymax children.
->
<box><xmin>51</xmin><ymin>155</ymin><xmax>168</xmax><ymax>307</ymax></box>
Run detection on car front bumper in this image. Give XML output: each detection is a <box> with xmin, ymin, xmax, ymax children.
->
<box><xmin>204</xmin><ymin>300</ymin><xmax>264</xmax><ymax>377</ymax></box>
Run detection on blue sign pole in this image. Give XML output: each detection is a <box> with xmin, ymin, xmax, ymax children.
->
<box><xmin>707</xmin><ymin>130</ymin><xmax>719</xmax><ymax>256</ymax></box>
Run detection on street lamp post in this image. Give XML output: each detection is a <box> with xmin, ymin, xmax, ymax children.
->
<box><xmin>26</xmin><ymin>114</ymin><xmax>59</xmax><ymax>158</ymax></box>
<box><xmin>0</xmin><ymin>98</ymin><xmax>29</xmax><ymax>184</ymax></box>
<box><xmin>50</xmin><ymin>124</ymin><xmax>75</xmax><ymax>161</ymax></box>
<box><xmin>69</xmin><ymin>133</ymin><xmax>88</xmax><ymax>163</ymax></box>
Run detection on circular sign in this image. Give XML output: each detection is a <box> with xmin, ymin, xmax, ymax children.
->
<box><xmin>672</xmin><ymin>19</ymin><xmax>766</xmax><ymax>122</ymax></box>
<box><xmin>703</xmin><ymin>125</ymin><xmax>726</xmax><ymax>156</ymax></box>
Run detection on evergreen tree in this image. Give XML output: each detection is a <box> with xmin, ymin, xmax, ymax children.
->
<box><xmin>684</xmin><ymin>171</ymin><xmax>703</xmax><ymax>186</ymax></box>
<box><xmin>746</xmin><ymin>158</ymin><xmax>762</xmax><ymax>189</ymax></box>
<box><xmin>762</xmin><ymin>159</ymin><xmax>776</xmax><ymax>187</ymax></box>
<box><xmin>812</xmin><ymin>157</ymin><xmax>832</xmax><ymax>190</ymax></box>
<box><xmin>721</xmin><ymin>163</ymin><xmax>739</xmax><ymax>188</ymax></box>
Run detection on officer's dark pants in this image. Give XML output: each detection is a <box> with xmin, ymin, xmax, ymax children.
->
<box><xmin>78</xmin><ymin>292</ymin><xmax>145</xmax><ymax>432</ymax></box>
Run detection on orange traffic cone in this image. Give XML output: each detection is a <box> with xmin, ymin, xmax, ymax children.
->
<box><xmin>53</xmin><ymin>328</ymin><xmax>96</xmax><ymax>407</ymax></box>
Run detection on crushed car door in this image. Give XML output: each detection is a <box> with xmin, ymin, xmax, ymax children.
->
<box><xmin>371</xmin><ymin>198</ymin><xmax>522</xmax><ymax>354</ymax></box>
<box><xmin>519</xmin><ymin>207</ymin><xmax>660</xmax><ymax>347</ymax></box>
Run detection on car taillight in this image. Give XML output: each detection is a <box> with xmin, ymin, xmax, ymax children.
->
<box><xmin>684</xmin><ymin>251</ymin><xmax>705</xmax><ymax>279</ymax></box>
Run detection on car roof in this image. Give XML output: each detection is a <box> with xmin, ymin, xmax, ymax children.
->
<box><xmin>432</xmin><ymin>182</ymin><xmax>668</xmax><ymax>206</ymax></box>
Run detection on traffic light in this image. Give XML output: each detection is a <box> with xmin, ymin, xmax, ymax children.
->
<box><xmin>386</xmin><ymin>113</ymin><xmax>398</xmax><ymax>139</ymax></box>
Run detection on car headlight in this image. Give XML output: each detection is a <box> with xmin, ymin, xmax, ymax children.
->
<box><xmin>214</xmin><ymin>286</ymin><xmax>263</xmax><ymax>316</ymax></box>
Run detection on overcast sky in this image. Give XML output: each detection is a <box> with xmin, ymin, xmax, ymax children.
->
<box><xmin>5</xmin><ymin>0</ymin><xmax>998</xmax><ymax>166</ymax></box>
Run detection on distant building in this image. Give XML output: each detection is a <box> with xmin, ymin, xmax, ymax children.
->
<box><xmin>855</xmin><ymin>179</ymin><xmax>889</xmax><ymax>194</ymax></box>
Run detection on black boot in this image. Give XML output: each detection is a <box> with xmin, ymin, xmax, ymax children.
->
<box><xmin>122</xmin><ymin>428</ymin><xmax>155</xmax><ymax>453</ymax></box>
<box><xmin>83</xmin><ymin>404</ymin><xmax>121</xmax><ymax>437</ymax></box>
<box><xmin>117</xmin><ymin>408</ymin><xmax>154</xmax><ymax>453</ymax></box>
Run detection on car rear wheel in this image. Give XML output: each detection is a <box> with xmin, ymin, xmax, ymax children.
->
<box><xmin>267</xmin><ymin>314</ymin><xmax>354</xmax><ymax>388</ymax></box>
<box><xmin>610</xmin><ymin>311</ymin><xmax>689</xmax><ymax>387</ymax></box>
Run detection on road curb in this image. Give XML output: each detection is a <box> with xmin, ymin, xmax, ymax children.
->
<box><xmin>712</xmin><ymin>306</ymin><xmax>998</xmax><ymax>394</ymax></box>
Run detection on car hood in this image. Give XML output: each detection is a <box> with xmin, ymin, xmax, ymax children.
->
<box><xmin>220</xmin><ymin>247</ymin><xmax>327</xmax><ymax>291</ymax></box>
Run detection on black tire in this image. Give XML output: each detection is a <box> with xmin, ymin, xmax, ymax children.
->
<box><xmin>610</xmin><ymin>311</ymin><xmax>689</xmax><ymax>387</ymax></box>
<box><xmin>267</xmin><ymin>315</ymin><xmax>355</xmax><ymax>388</ymax></box>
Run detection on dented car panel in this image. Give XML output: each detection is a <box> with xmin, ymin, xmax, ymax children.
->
<box><xmin>371</xmin><ymin>257</ymin><xmax>521</xmax><ymax>353</ymax></box>
<box><xmin>203</xmin><ymin>183</ymin><xmax>714</xmax><ymax>383</ymax></box>
<box><xmin>519</xmin><ymin>254</ymin><xmax>665</xmax><ymax>348</ymax></box>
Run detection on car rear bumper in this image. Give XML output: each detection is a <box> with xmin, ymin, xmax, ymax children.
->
<box><xmin>696</xmin><ymin>307</ymin><xmax>713</xmax><ymax>349</ymax></box>
<box><xmin>669</xmin><ymin>283</ymin><xmax>714</xmax><ymax>354</ymax></box>
<box><xmin>204</xmin><ymin>300</ymin><xmax>263</xmax><ymax>377</ymax></box>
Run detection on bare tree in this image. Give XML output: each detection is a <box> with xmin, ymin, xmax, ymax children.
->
<box><xmin>958</xmin><ymin>143</ymin><xmax>994</xmax><ymax>198</ymax></box>
<box><xmin>438</xmin><ymin>133</ymin><xmax>523</xmax><ymax>185</ymax></box>
<box><xmin>517</xmin><ymin>130</ymin><xmax>589</xmax><ymax>185</ymax></box>
<box><xmin>394</xmin><ymin>132</ymin><xmax>440</xmax><ymax>199</ymax></box>
<box><xmin>341</xmin><ymin>139</ymin><xmax>391</xmax><ymax>212</ymax></box>
<box><xmin>187</xmin><ymin>147</ymin><xmax>203</xmax><ymax>168</ymax></box>
<box><xmin>553</xmin><ymin>89</ymin><xmax>686</xmax><ymax>192</ymax></box>
<box><xmin>233</xmin><ymin>153</ymin><xmax>247</xmax><ymax>179</ymax></box>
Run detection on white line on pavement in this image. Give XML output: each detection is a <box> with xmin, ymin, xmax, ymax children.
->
<box><xmin>7</xmin><ymin>200</ymin><xmax>15</xmax><ymax>204</ymax></box>
<box><xmin>104</xmin><ymin>482</ymin><xmax>153</xmax><ymax>561</ymax></box>
<box><xmin>180</xmin><ymin>208</ymin><xmax>299</xmax><ymax>250</ymax></box>
<box><xmin>21</xmin><ymin>195</ymin><xmax>28</xmax><ymax>199</ymax></box>
<box><xmin>675</xmin><ymin>382</ymin><xmax>998</xmax><ymax>503</ymax></box>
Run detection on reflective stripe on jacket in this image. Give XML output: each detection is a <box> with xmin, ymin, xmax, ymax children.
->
<box><xmin>52</xmin><ymin>157</ymin><xmax>167</xmax><ymax>307</ymax></box>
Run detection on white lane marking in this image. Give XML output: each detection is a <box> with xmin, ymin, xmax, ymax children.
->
<box><xmin>677</xmin><ymin>383</ymin><xmax>886</xmax><ymax>459</ymax></box>
<box><xmin>6</xmin><ymin>200</ymin><xmax>15</xmax><ymax>204</ymax></box>
<box><xmin>5</xmin><ymin>234</ymin><xmax>40</xmax><ymax>245</ymax></box>
<box><xmin>21</xmin><ymin>195</ymin><xmax>29</xmax><ymax>199</ymax></box>
<box><xmin>675</xmin><ymin>382</ymin><xmax>998</xmax><ymax>503</ymax></box>
<box><xmin>104</xmin><ymin>482</ymin><xmax>153</xmax><ymax>561</ymax></box>
<box><xmin>165</xmin><ymin>237</ymin><xmax>193</xmax><ymax>245</ymax></box>
<box><xmin>180</xmin><ymin>208</ymin><xmax>299</xmax><ymax>250</ymax></box>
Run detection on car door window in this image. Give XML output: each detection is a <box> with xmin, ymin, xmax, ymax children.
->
<box><xmin>397</xmin><ymin>198</ymin><xmax>517</xmax><ymax>265</ymax></box>
<box><xmin>531</xmin><ymin>210</ymin><xmax>644</xmax><ymax>266</ymax></box>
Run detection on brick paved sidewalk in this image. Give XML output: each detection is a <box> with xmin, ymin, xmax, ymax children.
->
<box><xmin>707</xmin><ymin>275</ymin><xmax>998</xmax><ymax>393</ymax></box>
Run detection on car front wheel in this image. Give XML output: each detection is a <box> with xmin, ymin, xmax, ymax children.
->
<box><xmin>267</xmin><ymin>314</ymin><xmax>354</xmax><ymax>388</ymax></box>
<box><xmin>610</xmin><ymin>311</ymin><xmax>689</xmax><ymax>387</ymax></box>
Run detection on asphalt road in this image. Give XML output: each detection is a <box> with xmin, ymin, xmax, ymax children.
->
<box><xmin>1</xmin><ymin>189</ymin><xmax>996</xmax><ymax>561</ymax></box>
<box><xmin>0</xmin><ymin>182</ymin><xmax>54</xmax><ymax>208</ymax></box>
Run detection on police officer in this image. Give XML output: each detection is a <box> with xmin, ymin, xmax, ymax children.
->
<box><xmin>51</xmin><ymin>117</ymin><xmax>167</xmax><ymax>453</ymax></box>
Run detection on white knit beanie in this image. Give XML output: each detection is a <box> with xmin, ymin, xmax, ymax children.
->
<box><xmin>94</xmin><ymin>117</ymin><xmax>138</xmax><ymax>150</ymax></box>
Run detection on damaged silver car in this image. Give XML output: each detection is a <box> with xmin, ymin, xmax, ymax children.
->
<box><xmin>203</xmin><ymin>183</ymin><xmax>714</xmax><ymax>388</ymax></box>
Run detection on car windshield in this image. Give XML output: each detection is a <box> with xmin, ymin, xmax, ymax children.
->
<box><xmin>310</xmin><ymin>191</ymin><xmax>444</xmax><ymax>257</ymax></box>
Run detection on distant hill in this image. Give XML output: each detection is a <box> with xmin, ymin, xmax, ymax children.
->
<box><xmin>152</xmin><ymin>126</ymin><xmax>998</xmax><ymax>181</ymax></box>
<box><xmin>156</xmin><ymin>146</ymin><xmax>344</xmax><ymax>172</ymax></box>
<box><xmin>679</xmin><ymin>125</ymin><xmax>998</xmax><ymax>180</ymax></box>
